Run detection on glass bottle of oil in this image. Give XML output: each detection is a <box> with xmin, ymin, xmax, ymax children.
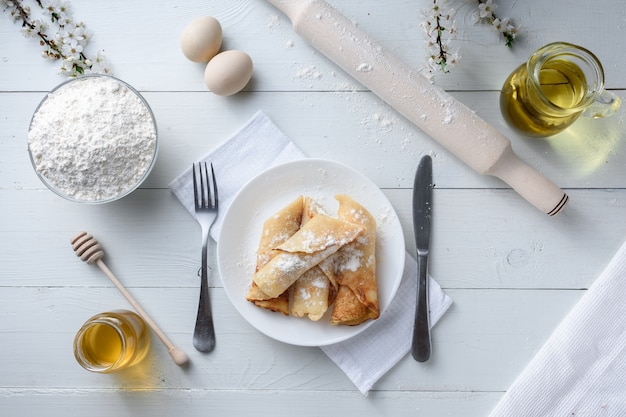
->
<box><xmin>500</xmin><ymin>42</ymin><xmax>619</xmax><ymax>137</ymax></box>
<box><xmin>74</xmin><ymin>310</ymin><xmax>150</xmax><ymax>373</ymax></box>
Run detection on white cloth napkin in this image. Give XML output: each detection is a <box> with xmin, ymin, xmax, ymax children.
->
<box><xmin>488</xmin><ymin>241</ymin><xmax>626</xmax><ymax>417</ymax></box>
<box><xmin>169</xmin><ymin>110</ymin><xmax>453</xmax><ymax>395</ymax></box>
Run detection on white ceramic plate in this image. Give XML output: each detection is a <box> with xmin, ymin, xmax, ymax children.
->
<box><xmin>217</xmin><ymin>159</ymin><xmax>405</xmax><ymax>346</ymax></box>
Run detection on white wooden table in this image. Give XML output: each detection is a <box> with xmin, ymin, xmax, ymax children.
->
<box><xmin>2</xmin><ymin>1</ymin><xmax>625</xmax><ymax>415</ymax></box>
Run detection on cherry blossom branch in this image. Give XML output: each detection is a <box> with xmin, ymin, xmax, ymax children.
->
<box><xmin>1</xmin><ymin>0</ymin><xmax>112</xmax><ymax>77</ymax></box>
<box><xmin>420</xmin><ymin>0</ymin><xmax>461</xmax><ymax>79</ymax></box>
<box><xmin>475</xmin><ymin>0</ymin><xmax>519</xmax><ymax>48</ymax></box>
<box><xmin>420</xmin><ymin>0</ymin><xmax>520</xmax><ymax>79</ymax></box>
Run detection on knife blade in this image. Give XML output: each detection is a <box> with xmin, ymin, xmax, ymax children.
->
<box><xmin>411</xmin><ymin>155</ymin><xmax>433</xmax><ymax>362</ymax></box>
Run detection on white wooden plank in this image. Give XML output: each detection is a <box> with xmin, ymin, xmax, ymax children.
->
<box><xmin>0</xmin><ymin>287</ymin><xmax>582</xmax><ymax>393</ymax></box>
<box><xmin>0</xmin><ymin>389</ymin><xmax>501</xmax><ymax>417</ymax></box>
<box><xmin>2</xmin><ymin>188</ymin><xmax>624</xmax><ymax>290</ymax></box>
<box><xmin>4</xmin><ymin>90</ymin><xmax>626</xmax><ymax>192</ymax></box>
<box><xmin>1</xmin><ymin>0</ymin><xmax>625</xmax><ymax>91</ymax></box>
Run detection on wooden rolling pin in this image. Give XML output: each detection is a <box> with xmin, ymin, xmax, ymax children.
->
<box><xmin>265</xmin><ymin>0</ymin><xmax>568</xmax><ymax>215</ymax></box>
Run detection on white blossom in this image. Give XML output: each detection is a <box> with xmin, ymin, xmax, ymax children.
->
<box><xmin>478</xmin><ymin>0</ymin><xmax>496</xmax><ymax>19</ymax></box>
<box><xmin>419</xmin><ymin>0</ymin><xmax>520</xmax><ymax>79</ymax></box>
<box><xmin>473</xmin><ymin>0</ymin><xmax>520</xmax><ymax>47</ymax></box>
<box><xmin>61</xmin><ymin>41</ymin><xmax>83</xmax><ymax>57</ymax></box>
<box><xmin>86</xmin><ymin>50</ymin><xmax>112</xmax><ymax>75</ymax></box>
<box><xmin>2</xmin><ymin>0</ymin><xmax>112</xmax><ymax>77</ymax></box>
<box><xmin>419</xmin><ymin>0</ymin><xmax>460</xmax><ymax>79</ymax></box>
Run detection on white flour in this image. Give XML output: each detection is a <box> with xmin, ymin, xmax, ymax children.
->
<box><xmin>28</xmin><ymin>76</ymin><xmax>157</xmax><ymax>202</ymax></box>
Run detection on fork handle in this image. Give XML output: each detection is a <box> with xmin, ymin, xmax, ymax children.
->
<box><xmin>193</xmin><ymin>231</ymin><xmax>216</xmax><ymax>352</ymax></box>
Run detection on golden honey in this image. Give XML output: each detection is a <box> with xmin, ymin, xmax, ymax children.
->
<box><xmin>74</xmin><ymin>310</ymin><xmax>150</xmax><ymax>373</ymax></box>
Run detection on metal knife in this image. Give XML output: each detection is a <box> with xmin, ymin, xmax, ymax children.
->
<box><xmin>411</xmin><ymin>155</ymin><xmax>433</xmax><ymax>362</ymax></box>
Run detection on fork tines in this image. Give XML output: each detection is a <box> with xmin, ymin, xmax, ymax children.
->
<box><xmin>192</xmin><ymin>162</ymin><xmax>218</xmax><ymax>209</ymax></box>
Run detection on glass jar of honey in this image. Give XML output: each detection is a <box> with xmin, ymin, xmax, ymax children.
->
<box><xmin>73</xmin><ymin>310</ymin><xmax>151</xmax><ymax>373</ymax></box>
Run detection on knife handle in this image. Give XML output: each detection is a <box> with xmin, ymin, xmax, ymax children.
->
<box><xmin>412</xmin><ymin>254</ymin><xmax>431</xmax><ymax>362</ymax></box>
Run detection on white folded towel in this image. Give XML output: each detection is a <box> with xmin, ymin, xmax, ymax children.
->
<box><xmin>170</xmin><ymin>110</ymin><xmax>453</xmax><ymax>395</ymax></box>
<box><xmin>488</xmin><ymin>240</ymin><xmax>626</xmax><ymax>416</ymax></box>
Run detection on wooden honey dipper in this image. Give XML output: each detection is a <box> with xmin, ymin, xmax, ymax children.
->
<box><xmin>71</xmin><ymin>231</ymin><xmax>189</xmax><ymax>367</ymax></box>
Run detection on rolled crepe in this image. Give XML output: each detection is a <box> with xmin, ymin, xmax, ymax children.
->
<box><xmin>253</xmin><ymin>213</ymin><xmax>364</xmax><ymax>299</ymax></box>
<box><xmin>330</xmin><ymin>194</ymin><xmax>379</xmax><ymax>325</ymax></box>
<box><xmin>302</xmin><ymin>196</ymin><xmax>339</xmax><ymax>291</ymax></box>
<box><xmin>329</xmin><ymin>284</ymin><xmax>376</xmax><ymax>326</ymax></box>
<box><xmin>248</xmin><ymin>288</ymin><xmax>290</xmax><ymax>315</ymax></box>
<box><xmin>290</xmin><ymin>197</ymin><xmax>336</xmax><ymax>320</ymax></box>
<box><xmin>290</xmin><ymin>266</ymin><xmax>332</xmax><ymax>321</ymax></box>
<box><xmin>302</xmin><ymin>195</ymin><xmax>326</xmax><ymax>223</ymax></box>
<box><xmin>246</xmin><ymin>196</ymin><xmax>303</xmax><ymax>314</ymax></box>
<box><xmin>254</xmin><ymin>196</ymin><xmax>304</xmax><ymax>270</ymax></box>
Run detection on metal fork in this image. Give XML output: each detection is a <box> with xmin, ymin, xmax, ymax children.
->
<box><xmin>192</xmin><ymin>162</ymin><xmax>218</xmax><ymax>352</ymax></box>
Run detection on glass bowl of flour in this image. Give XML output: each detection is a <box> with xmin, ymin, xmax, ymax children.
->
<box><xmin>27</xmin><ymin>74</ymin><xmax>158</xmax><ymax>203</ymax></box>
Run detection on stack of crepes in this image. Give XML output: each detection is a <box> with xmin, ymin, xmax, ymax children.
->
<box><xmin>246</xmin><ymin>194</ymin><xmax>379</xmax><ymax>326</ymax></box>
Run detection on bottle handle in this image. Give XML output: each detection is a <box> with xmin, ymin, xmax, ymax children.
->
<box><xmin>583</xmin><ymin>90</ymin><xmax>621</xmax><ymax>119</ymax></box>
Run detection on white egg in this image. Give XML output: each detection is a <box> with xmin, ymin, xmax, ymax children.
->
<box><xmin>204</xmin><ymin>50</ymin><xmax>253</xmax><ymax>96</ymax></box>
<box><xmin>180</xmin><ymin>16</ymin><xmax>222</xmax><ymax>63</ymax></box>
